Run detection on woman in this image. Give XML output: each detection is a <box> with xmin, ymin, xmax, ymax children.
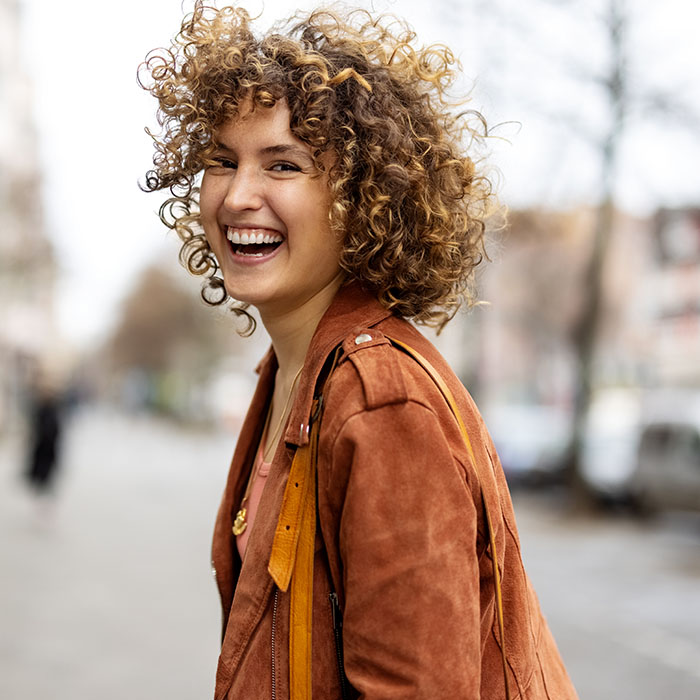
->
<box><xmin>140</xmin><ymin>3</ymin><xmax>578</xmax><ymax>698</ymax></box>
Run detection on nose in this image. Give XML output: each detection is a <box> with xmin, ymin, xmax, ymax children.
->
<box><xmin>222</xmin><ymin>166</ymin><xmax>263</xmax><ymax>212</ymax></box>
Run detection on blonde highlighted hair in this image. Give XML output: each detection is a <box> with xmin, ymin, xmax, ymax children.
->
<box><xmin>140</xmin><ymin>1</ymin><xmax>497</xmax><ymax>333</ymax></box>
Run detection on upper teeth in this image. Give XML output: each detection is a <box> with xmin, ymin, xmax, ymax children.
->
<box><xmin>226</xmin><ymin>227</ymin><xmax>283</xmax><ymax>245</ymax></box>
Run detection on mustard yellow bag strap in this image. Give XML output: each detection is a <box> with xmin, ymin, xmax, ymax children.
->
<box><xmin>388</xmin><ymin>336</ymin><xmax>510</xmax><ymax>699</ymax></box>
<box><xmin>269</xmin><ymin>348</ymin><xmax>341</xmax><ymax>700</ymax></box>
<box><xmin>268</xmin><ymin>410</ymin><xmax>320</xmax><ymax>699</ymax></box>
<box><xmin>268</xmin><ymin>423</ymin><xmax>315</xmax><ymax>592</ymax></box>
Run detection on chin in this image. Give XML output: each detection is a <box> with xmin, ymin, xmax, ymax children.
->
<box><xmin>222</xmin><ymin>280</ymin><xmax>272</xmax><ymax>309</ymax></box>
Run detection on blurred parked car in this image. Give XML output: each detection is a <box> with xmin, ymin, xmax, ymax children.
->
<box><xmin>483</xmin><ymin>403</ymin><xmax>570</xmax><ymax>483</ymax></box>
<box><xmin>581</xmin><ymin>389</ymin><xmax>642</xmax><ymax>502</ymax></box>
<box><xmin>582</xmin><ymin>390</ymin><xmax>700</xmax><ymax>513</ymax></box>
<box><xmin>633</xmin><ymin>394</ymin><xmax>700</xmax><ymax>513</ymax></box>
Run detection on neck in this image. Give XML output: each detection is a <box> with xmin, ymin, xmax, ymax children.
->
<box><xmin>260</xmin><ymin>274</ymin><xmax>344</xmax><ymax>384</ymax></box>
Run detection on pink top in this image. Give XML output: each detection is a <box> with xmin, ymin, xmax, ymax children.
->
<box><xmin>236</xmin><ymin>446</ymin><xmax>272</xmax><ymax>560</ymax></box>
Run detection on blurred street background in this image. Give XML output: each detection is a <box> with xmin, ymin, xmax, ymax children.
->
<box><xmin>3</xmin><ymin>407</ymin><xmax>700</xmax><ymax>699</ymax></box>
<box><xmin>2</xmin><ymin>0</ymin><xmax>700</xmax><ymax>697</ymax></box>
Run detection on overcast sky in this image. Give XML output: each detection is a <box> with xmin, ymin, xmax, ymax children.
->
<box><xmin>17</xmin><ymin>0</ymin><xmax>700</xmax><ymax>349</ymax></box>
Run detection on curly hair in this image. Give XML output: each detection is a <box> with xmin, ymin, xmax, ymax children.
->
<box><xmin>139</xmin><ymin>1</ymin><xmax>497</xmax><ymax>334</ymax></box>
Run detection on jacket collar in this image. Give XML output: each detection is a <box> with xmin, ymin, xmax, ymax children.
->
<box><xmin>258</xmin><ymin>281</ymin><xmax>393</xmax><ymax>448</ymax></box>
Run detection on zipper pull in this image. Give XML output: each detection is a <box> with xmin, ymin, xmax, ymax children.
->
<box><xmin>329</xmin><ymin>591</ymin><xmax>343</xmax><ymax>630</ymax></box>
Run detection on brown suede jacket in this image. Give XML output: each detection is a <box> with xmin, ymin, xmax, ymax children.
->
<box><xmin>211</xmin><ymin>283</ymin><xmax>578</xmax><ymax>700</ymax></box>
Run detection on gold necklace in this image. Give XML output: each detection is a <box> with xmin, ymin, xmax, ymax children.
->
<box><xmin>232</xmin><ymin>365</ymin><xmax>304</xmax><ymax>537</ymax></box>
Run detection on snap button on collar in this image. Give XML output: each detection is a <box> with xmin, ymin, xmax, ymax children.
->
<box><xmin>354</xmin><ymin>333</ymin><xmax>372</xmax><ymax>344</ymax></box>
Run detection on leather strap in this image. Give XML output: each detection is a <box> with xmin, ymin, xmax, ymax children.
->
<box><xmin>269</xmin><ymin>337</ymin><xmax>511</xmax><ymax>699</ymax></box>
<box><xmin>389</xmin><ymin>337</ymin><xmax>511</xmax><ymax>699</ymax></box>
<box><xmin>268</xmin><ymin>400</ymin><xmax>320</xmax><ymax>699</ymax></box>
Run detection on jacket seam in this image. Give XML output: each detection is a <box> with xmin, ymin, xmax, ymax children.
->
<box><xmin>320</xmin><ymin>398</ymin><xmax>488</xmax><ymax>554</ymax></box>
<box><xmin>497</xmin><ymin>621</ymin><xmax>529</xmax><ymax>699</ymax></box>
<box><xmin>218</xmin><ymin>577</ymin><xmax>275</xmax><ymax>694</ymax></box>
<box><xmin>535</xmin><ymin>642</ymin><xmax>555</xmax><ymax>700</ymax></box>
<box><xmin>324</xmin><ymin>398</ymin><xmax>473</xmax><ymax>484</ymax></box>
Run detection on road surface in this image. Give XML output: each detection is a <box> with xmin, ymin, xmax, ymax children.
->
<box><xmin>2</xmin><ymin>405</ymin><xmax>699</xmax><ymax>699</ymax></box>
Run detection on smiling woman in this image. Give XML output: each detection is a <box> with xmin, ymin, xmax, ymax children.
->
<box><xmin>199</xmin><ymin>99</ymin><xmax>343</xmax><ymax>320</ymax></box>
<box><xmin>138</xmin><ymin>1</ymin><xmax>492</xmax><ymax>336</ymax></box>
<box><xmin>139</xmin><ymin>3</ymin><xmax>578</xmax><ymax>699</ymax></box>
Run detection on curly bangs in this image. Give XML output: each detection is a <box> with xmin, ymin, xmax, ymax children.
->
<box><xmin>139</xmin><ymin>1</ymin><xmax>496</xmax><ymax>333</ymax></box>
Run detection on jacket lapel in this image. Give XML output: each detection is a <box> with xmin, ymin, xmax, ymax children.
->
<box><xmin>216</xmin><ymin>441</ymin><xmax>295</xmax><ymax>689</ymax></box>
<box><xmin>211</xmin><ymin>351</ymin><xmax>275</xmax><ymax>626</ymax></box>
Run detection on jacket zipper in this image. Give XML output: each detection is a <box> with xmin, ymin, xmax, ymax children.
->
<box><xmin>271</xmin><ymin>587</ymin><xmax>279</xmax><ymax>700</ymax></box>
<box><xmin>329</xmin><ymin>592</ymin><xmax>350</xmax><ymax>700</ymax></box>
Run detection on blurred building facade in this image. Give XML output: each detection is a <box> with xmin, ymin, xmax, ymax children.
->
<box><xmin>476</xmin><ymin>206</ymin><xmax>700</xmax><ymax>401</ymax></box>
<box><xmin>463</xmin><ymin>205</ymin><xmax>700</xmax><ymax>476</ymax></box>
<box><xmin>648</xmin><ymin>208</ymin><xmax>700</xmax><ymax>384</ymax></box>
<box><xmin>0</xmin><ymin>0</ymin><xmax>58</xmax><ymax>430</ymax></box>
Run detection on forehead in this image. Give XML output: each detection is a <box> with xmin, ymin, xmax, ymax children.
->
<box><xmin>214</xmin><ymin>100</ymin><xmax>297</xmax><ymax>147</ymax></box>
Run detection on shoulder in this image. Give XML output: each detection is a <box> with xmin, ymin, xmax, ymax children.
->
<box><xmin>316</xmin><ymin>322</ymin><xmax>488</xmax><ymax>528</ymax></box>
<box><xmin>319</xmin><ymin>318</ymin><xmax>498</xmax><ymax>487</ymax></box>
<box><xmin>334</xmin><ymin>327</ymin><xmax>410</xmax><ymax>410</ymax></box>
<box><xmin>323</xmin><ymin>321</ymin><xmax>440</xmax><ymax>417</ymax></box>
<box><xmin>320</xmin><ymin>319</ymin><xmax>471</xmax><ymax>443</ymax></box>
<box><xmin>323</xmin><ymin>317</ymin><xmax>479</xmax><ymax>415</ymax></box>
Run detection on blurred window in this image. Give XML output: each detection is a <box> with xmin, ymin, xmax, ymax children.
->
<box><xmin>640</xmin><ymin>423</ymin><xmax>700</xmax><ymax>469</ymax></box>
<box><xmin>640</xmin><ymin>425</ymin><xmax>673</xmax><ymax>455</ymax></box>
<box><xmin>679</xmin><ymin>427</ymin><xmax>700</xmax><ymax>468</ymax></box>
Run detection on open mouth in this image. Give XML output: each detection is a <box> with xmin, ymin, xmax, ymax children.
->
<box><xmin>226</xmin><ymin>227</ymin><xmax>284</xmax><ymax>257</ymax></box>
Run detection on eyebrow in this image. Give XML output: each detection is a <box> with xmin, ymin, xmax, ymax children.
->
<box><xmin>214</xmin><ymin>141</ymin><xmax>312</xmax><ymax>160</ymax></box>
<box><xmin>260</xmin><ymin>144</ymin><xmax>311</xmax><ymax>158</ymax></box>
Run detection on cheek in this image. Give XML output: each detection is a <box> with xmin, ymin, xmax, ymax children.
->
<box><xmin>315</xmin><ymin>228</ymin><xmax>342</xmax><ymax>274</ymax></box>
<box><xmin>303</xmin><ymin>182</ymin><xmax>333</xmax><ymax>229</ymax></box>
<box><xmin>199</xmin><ymin>174</ymin><xmax>221</xmax><ymax>220</ymax></box>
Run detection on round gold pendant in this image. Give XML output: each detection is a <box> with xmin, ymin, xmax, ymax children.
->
<box><xmin>232</xmin><ymin>507</ymin><xmax>248</xmax><ymax>536</ymax></box>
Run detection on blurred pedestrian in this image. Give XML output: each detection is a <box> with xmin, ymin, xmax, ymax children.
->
<box><xmin>24</xmin><ymin>378</ymin><xmax>63</xmax><ymax>495</ymax></box>
<box><xmin>141</xmin><ymin>2</ymin><xmax>578</xmax><ymax>698</ymax></box>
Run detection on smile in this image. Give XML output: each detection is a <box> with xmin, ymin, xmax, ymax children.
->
<box><xmin>226</xmin><ymin>227</ymin><xmax>284</xmax><ymax>257</ymax></box>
